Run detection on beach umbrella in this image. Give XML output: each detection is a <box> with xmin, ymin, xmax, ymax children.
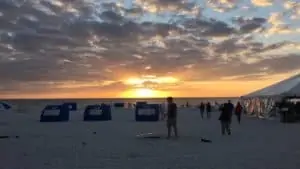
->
<box><xmin>0</xmin><ymin>102</ymin><xmax>11</xmax><ymax>110</ymax></box>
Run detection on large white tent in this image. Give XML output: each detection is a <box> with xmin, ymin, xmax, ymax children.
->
<box><xmin>243</xmin><ymin>74</ymin><xmax>300</xmax><ymax>98</ymax></box>
<box><xmin>241</xmin><ymin>73</ymin><xmax>300</xmax><ymax>118</ymax></box>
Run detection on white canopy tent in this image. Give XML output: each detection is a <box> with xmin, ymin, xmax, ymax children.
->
<box><xmin>243</xmin><ymin>74</ymin><xmax>300</xmax><ymax>98</ymax></box>
<box><xmin>241</xmin><ymin>73</ymin><xmax>300</xmax><ymax>118</ymax></box>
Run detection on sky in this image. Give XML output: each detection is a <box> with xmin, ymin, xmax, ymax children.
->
<box><xmin>0</xmin><ymin>0</ymin><xmax>300</xmax><ymax>98</ymax></box>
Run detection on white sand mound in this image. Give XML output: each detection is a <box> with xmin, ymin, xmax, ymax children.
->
<box><xmin>1</xmin><ymin>107</ymin><xmax>300</xmax><ymax>169</ymax></box>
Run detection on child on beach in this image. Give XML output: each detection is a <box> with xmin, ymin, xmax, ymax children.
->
<box><xmin>235</xmin><ymin>102</ymin><xmax>243</xmax><ymax>124</ymax></box>
<box><xmin>166</xmin><ymin>97</ymin><xmax>178</xmax><ymax>139</ymax></box>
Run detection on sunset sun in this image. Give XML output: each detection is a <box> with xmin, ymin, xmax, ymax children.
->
<box><xmin>119</xmin><ymin>76</ymin><xmax>177</xmax><ymax>98</ymax></box>
<box><xmin>135</xmin><ymin>88</ymin><xmax>155</xmax><ymax>98</ymax></box>
<box><xmin>121</xmin><ymin>88</ymin><xmax>168</xmax><ymax>98</ymax></box>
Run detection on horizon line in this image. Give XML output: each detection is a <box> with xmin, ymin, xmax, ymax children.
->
<box><xmin>0</xmin><ymin>96</ymin><xmax>240</xmax><ymax>100</ymax></box>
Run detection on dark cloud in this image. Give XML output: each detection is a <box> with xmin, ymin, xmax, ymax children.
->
<box><xmin>100</xmin><ymin>11</ymin><xmax>125</xmax><ymax>23</ymax></box>
<box><xmin>232</xmin><ymin>17</ymin><xmax>267</xmax><ymax>33</ymax></box>
<box><xmin>197</xmin><ymin>54</ymin><xmax>300</xmax><ymax>80</ymax></box>
<box><xmin>0</xmin><ymin>0</ymin><xmax>299</xmax><ymax>95</ymax></box>
<box><xmin>181</xmin><ymin>18</ymin><xmax>236</xmax><ymax>37</ymax></box>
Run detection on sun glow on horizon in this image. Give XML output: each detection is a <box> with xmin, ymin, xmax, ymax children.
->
<box><xmin>120</xmin><ymin>75</ymin><xmax>178</xmax><ymax>98</ymax></box>
<box><xmin>2</xmin><ymin>72</ymin><xmax>298</xmax><ymax>99</ymax></box>
<box><xmin>135</xmin><ymin>88</ymin><xmax>155</xmax><ymax>98</ymax></box>
<box><xmin>121</xmin><ymin>88</ymin><xmax>168</xmax><ymax>98</ymax></box>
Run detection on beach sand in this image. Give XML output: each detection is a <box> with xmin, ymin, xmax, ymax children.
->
<box><xmin>1</xmin><ymin>107</ymin><xmax>300</xmax><ymax>169</ymax></box>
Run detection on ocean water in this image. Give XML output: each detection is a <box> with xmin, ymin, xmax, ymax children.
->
<box><xmin>1</xmin><ymin>97</ymin><xmax>239</xmax><ymax>114</ymax></box>
<box><xmin>2</xmin><ymin>97</ymin><xmax>239</xmax><ymax>106</ymax></box>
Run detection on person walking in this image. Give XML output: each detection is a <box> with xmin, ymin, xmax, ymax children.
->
<box><xmin>218</xmin><ymin>101</ymin><xmax>234</xmax><ymax>135</ymax></box>
<box><xmin>227</xmin><ymin>100</ymin><xmax>234</xmax><ymax>123</ymax></box>
<box><xmin>235</xmin><ymin>102</ymin><xmax>243</xmax><ymax>124</ymax></box>
<box><xmin>166</xmin><ymin>97</ymin><xmax>178</xmax><ymax>139</ymax></box>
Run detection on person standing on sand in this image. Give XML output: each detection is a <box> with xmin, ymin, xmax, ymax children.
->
<box><xmin>206</xmin><ymin>102</ymin><xmax>212</xmax><ymax>119</ymax></box>
<box><xmin>199</xmin><ymin>102</ymin><xmax>205</xmax><ymax>119</ymax></box>
<box><xmin>235</xmin><ymin>102</ymin><xmax>243</xmax><ymax>124</ymax></box>
<box><xmin>166</xmin><ymin>97</ymin><xmax>178</xmax><ymax>139</ymax></box>
<box><xmin>186</xmin><ymin>101</ymin><xmax>189</xmax><ymax>108</ymax></box>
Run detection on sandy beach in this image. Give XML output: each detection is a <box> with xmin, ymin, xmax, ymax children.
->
<box><xmin>1</xmin><ymin>106</ymin><xmax>300</xmax><ymax>169</ymax></box>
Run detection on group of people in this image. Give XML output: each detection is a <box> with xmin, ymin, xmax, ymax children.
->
<box><xmin>218</xmin><ymin>101</ymin><xmax>243</xmax><ymax>135</ymax></box>
<box><xmin>164</xmin><ymin>97</ymin><xmax>244</xmax><ymax>139</ymax></box>
<box><xmin>199</xmin><ymin>102</ymin><xmax>212</xmax><ymax>119</ymax></box>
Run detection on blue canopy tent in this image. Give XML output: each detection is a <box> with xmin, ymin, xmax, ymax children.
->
<box><xmin>83</xmin><ymin>104</ymin><xmax>112</xmax><ymax>121</ymax></box>
<box><xmin>40</xmin><ymin>105</ymin><xmax>70</xmax><ymax>122</ymax></box>
<box><xmin>135</xmin><ymin>104</ymin><xmax>160</xmax><ymax>122</ymax></box>
<box><xmin>0</xmin><ymin>102</ymin><xmax>11</xmax><ymax>111</ymax></box>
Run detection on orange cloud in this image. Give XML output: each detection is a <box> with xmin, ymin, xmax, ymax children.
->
<box><xmin>251</xmin><ymin>0</ymin><xmax>273</xmax><ymax>6</ymax></box>
<box><xmin>2</xmin><ymin>72</ymin><xmax>297</xmax><ymax>99</ymax></box>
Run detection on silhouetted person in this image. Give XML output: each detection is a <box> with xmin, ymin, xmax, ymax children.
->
<box><xmin>186</xmin><ymin>102</ymin><xmax>189</xmax><ymax>108</ymax></box>
<box><xmin>206</xmin><ymin>102</ymin><xmax>212</xmax><ymax>119</ymax></box>
<box><xmin>235</xmin><ymin>102</ymin><xmax>243</xmax><ymax>124</ymax></box>
<box><xmin>128</xmin><ymin>103</ymin><xmax>132</xmax><ymax>109</ymax></box>
<box><xmin>219</xmin><ymin>101</ymin><xmax>234</xmax><ymax>135</ymax></box>
<box><xmin>166</xmin><ymin>97</ymin><xmax>178</xmax><ymax>139</ymax></box>
<box><xmin>296</xmin><ymin>102</ymin><xmax>300</xmax><ymax>114</ymax></box>
<box><xmin>199</xmin><ymin>102</ymin><xmax>205</xmax><ymax>119</ymax></box>
<box><xmin>227</xmin><ymin>100</ymin><xmax>234</xmax><ymax>123</ymax></box>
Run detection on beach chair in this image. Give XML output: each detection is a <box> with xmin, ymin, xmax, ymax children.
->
<box><xmin>114</xmin><ymin>103</ymin><xmax>125</xmax><ymax>108</ymax></box>
<box><xmin>40</xmin><ymin>105</ymin><xmax>69</xmax><ymax>122</ymax></box>
<box><xmin>135</xmin><ymin>104</ymin><xmax>160</xmax><ymax>122</ymax></box>
<box><xmin>83</xmin><ymin>104</ymin><xmax>112</xmax><ymax>121</ymax></box>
